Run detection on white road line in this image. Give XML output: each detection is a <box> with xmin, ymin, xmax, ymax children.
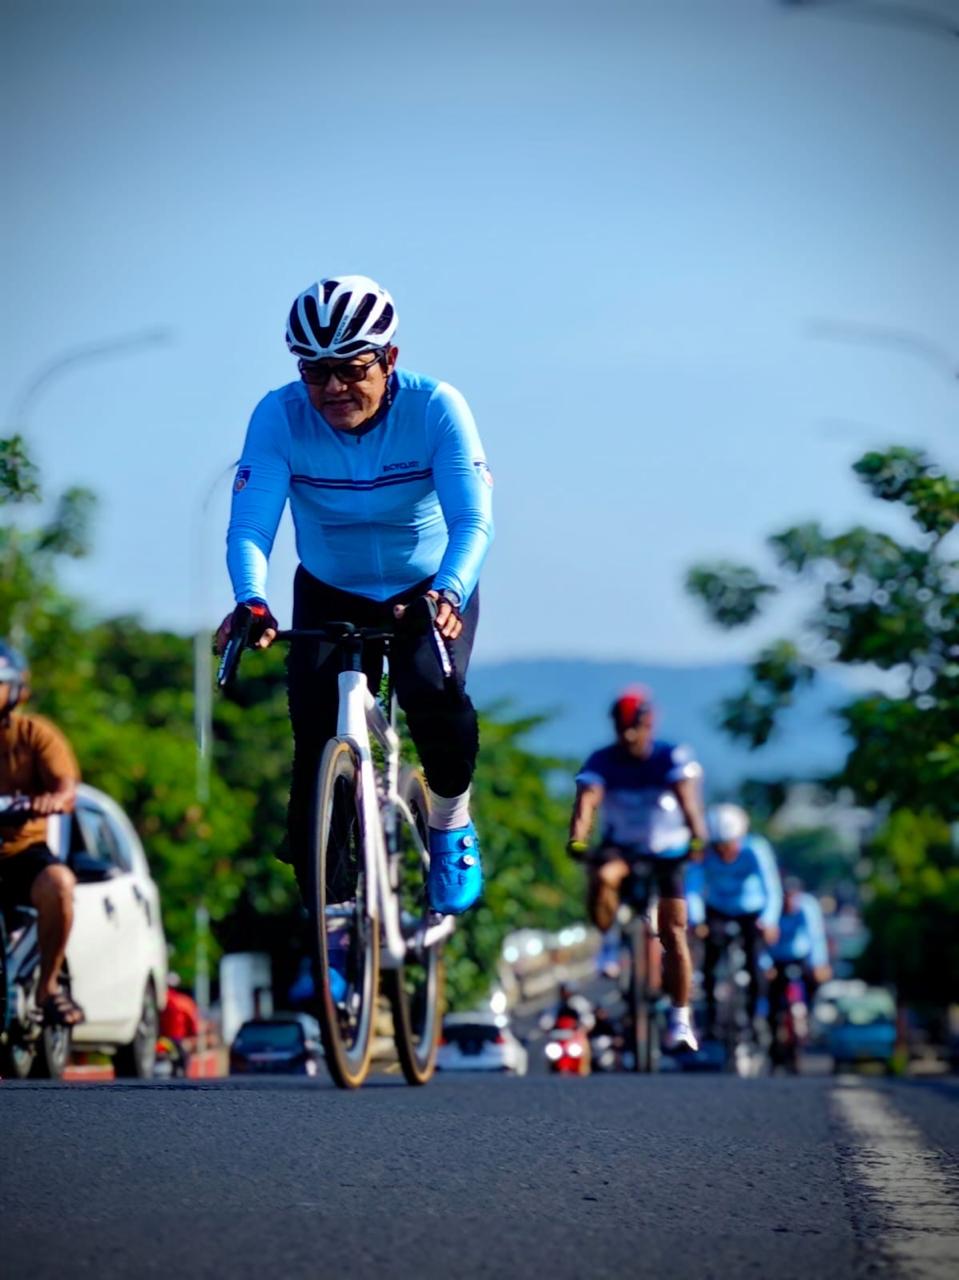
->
<box><xmin>834</xmin><ymin>1081</ymin><xmax>959</xmax><ymax>1279</ymax></box>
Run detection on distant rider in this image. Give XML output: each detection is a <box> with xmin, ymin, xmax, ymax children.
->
<box><xmin>685</xmin><ymin>804</ymin><xmax>782</xmax><ymax>1040</ymax></box>
<box><xmin>158</xmin><ymin>972</ymin><xmax>201</xmax><ymax>1074</ymax></box>
<box><xmin>567</xmin><ymin>686</ymin><xmax>708</xmax><ymax>1053</ymax></box>
<box><xmin>0</xmin><ymin>643</ymin><xmax>84</xmax><ymax>1027</ymax></box>
<box><xmin>766</xmin><ymin>877</ymin><xmax>832</xmax><ymax>1022</ymax></box>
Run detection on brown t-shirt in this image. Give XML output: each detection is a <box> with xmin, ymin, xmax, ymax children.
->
<box><xmin>0</xmin><ymin>712</ymin><xmax>81</xmax><ymax>859</ymax></box>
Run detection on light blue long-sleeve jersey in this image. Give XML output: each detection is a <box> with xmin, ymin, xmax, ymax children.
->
<box><xmin>226</xmin><ymin>368</ymin><xmax>494</xmax><ymax>605</ymax></box>
<box><xmin>769</xmin><ymin>893</ymin><xmax>830</xmax><ymax>969</ymax></box>
<box><xmin>685</xmin><ymin>835</ymin><xmax>783</xmax><ymax>928</ymax></box>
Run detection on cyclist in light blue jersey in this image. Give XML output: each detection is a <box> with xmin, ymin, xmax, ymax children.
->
<box><xmin>686</xmin><ymin>804</ymin><xmax>783</xmax><ymax>1039</ymax></box>
<box><xmin>768</xmin><ymin>877</ymin><xmax>831</xmax><ymax>987</ymax></box>
<box><xmin>215</xmin><ymin>275</ymin><xmax>493</xmax><ymax>916</ymax></box>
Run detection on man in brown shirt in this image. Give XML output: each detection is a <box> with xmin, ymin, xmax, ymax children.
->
<box><xmin>0</xmin><ymin>643</ymin><xmax>84</xmax><ymax>1025</ymax></box>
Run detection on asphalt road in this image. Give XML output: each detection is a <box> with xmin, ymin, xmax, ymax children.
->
<box><xmin>2</xmin><ymin>1072</ymin><xmax>958</xmax><ymax>1279</ymax></box>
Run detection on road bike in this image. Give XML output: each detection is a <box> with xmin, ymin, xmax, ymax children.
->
<box><xmin>218</xmin><ymin>605</ymin><xmax>454</xmax><ymax>1090</ymax></box>
<box><xmin>617</xmin><ymin>858</ymin><xmax>666</xmax><ymax>1075</ymax></box>
<box><xmin>768</xmin><ymin>960</ymin><xmax>809</xmax><ymax>1075</ymax></box>
<box><xmin>704</xmin><ymin>918</ymin><xmax>766</xmax><ymax>1078</ymax></box>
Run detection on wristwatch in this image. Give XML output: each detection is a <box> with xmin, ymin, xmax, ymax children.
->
<box><xmin>435</xmin><ymin>588</ymin><xmax>462</xmax><ymax>609</ymax></box>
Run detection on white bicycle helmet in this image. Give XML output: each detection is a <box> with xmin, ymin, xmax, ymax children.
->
<box><xmin>286</xmin><ymin>275</ymin><xmax>398</xmax><ymax>361</ymax></box>
<box><xmin>707</xmin><ymin>803</ymin><xmax>750</xmax><ymax>844</ymax></box>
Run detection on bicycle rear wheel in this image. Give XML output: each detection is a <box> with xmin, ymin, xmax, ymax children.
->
<box><xmin>0</xmin><ymin>915</ymin><xmax>8</xmax><ymax>1037</ymax></box>
<box><xmin>383</xmin><ymin>768</ymin><xmax>445</xmax><ymax>1086</ymax></box>
<box><xmin>308</xmin><ymin>738</ymin><xmax>379</xmax><ymax>1089</ymax></box>
<box><xmin>625</xmin><ymin>919</ymin><xmax>654</xmax><ymax>1074</ymax></box>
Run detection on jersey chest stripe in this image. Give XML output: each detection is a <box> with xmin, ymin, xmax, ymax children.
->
<box><xmin>291</xmin><ymin>468</ymin><xmax>433</xmax><ymax>491</ymax></box>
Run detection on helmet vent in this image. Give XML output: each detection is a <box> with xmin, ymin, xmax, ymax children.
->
<box><xmin>341</xmin><ymin>292</ymin><xmax>377</xmax><ymax>342</ymax></box>
<box><xmin>369</xmin><ymin>302</ymin><xmax>394</xmax><ymax>335</ymax></box>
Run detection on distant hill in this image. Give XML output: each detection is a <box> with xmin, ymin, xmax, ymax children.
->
<box><xmin>469</xmin><ymin>658</ymin><xmax>852</xmax><ymax>794</ymax></box>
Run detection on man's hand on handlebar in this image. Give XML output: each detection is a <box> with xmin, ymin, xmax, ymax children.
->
<box><xmin>29</xmin><ymin>791</ymin><xmax>74</xmax><ymax>817</ymax></box>
<box><xmin>214</xmin><ymin>600</ymin><xmax>278</xmax><ymax>655</ymax></box>
<box><xmin>393</xmin><ymin>589</ymin><xmax>463</xmax><ymax>640</ymax></box>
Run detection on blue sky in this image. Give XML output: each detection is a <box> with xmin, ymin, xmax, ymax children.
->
<box><xmin>3</xmin><ymin>0</ymin><xmax>957</xmax><ymax>662</ymax></box>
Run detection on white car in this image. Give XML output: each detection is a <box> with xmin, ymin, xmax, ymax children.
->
<box><xmin>435</xmin><ymin>1011</ymin><xmax>529</xmax><ymax>1076</ymax></box>
<box><xmin>47</xmin><ymin>783</ymin><xmax>169</xmax><ymax>1076</ymax></box>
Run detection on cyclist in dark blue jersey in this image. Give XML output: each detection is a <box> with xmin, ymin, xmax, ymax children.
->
<box><xmin>215</xmin><ymin>275</ymin><xmax>493</xmax><ymax>915</ymax></box>
<box><xmin>567</xmin><ymin>687</ymin><xmax>708</xmax><ymax>1052</ymax></box>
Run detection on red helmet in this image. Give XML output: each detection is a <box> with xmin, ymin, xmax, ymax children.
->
<box><xmin>610</xmin><ymin>685</ymin><xmax>654</xmax><ymax>732</ymax></box>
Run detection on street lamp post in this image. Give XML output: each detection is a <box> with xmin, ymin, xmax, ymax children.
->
<box><xmin>191</xmin><ymin>459</ymin><xmax>239</xmax><ymax>806</ymax></box>
<box><xmin>779</xmin><ymin>0</ymin><xmax>959</xmax><ymax>41</ymax></box>
<box><xmin>7</xmin><ymin>327</ymin><xmax>175</xmax><ymax>432</ymax></box>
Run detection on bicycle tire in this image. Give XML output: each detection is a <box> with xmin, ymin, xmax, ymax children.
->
<box><xmin>0</xmin><ymin>914</ymin><xmax>8</xmax><ymax>1036</ymax></box>
<box><xmin>383</xmin><ymin>768</ymin><xmax>445</xmax><ymax>1086</ymax></box>
<box><xmin>719</xmin><ymin>945</ymin><xmax>750</xmax><ymax>1075</ymax></box>
<box><xmin>308</xmin><ymin>738</ymin><xmax>379</xmax><ymax>1089</ymax></box>
<box><xmin>626</xmin><ymin>919</ymin><xmax>653</xmax><ymax>1074</ymax></box>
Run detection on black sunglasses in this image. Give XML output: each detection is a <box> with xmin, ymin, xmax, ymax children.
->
<box><xmin>299</xmin><ymin>352</ymin><xmax>386</xmax><ymax>386</ymax></box>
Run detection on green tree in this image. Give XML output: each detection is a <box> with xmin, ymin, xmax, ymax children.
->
<box><xmin>856</xmin><ymin>811</ymin><xmax>959</xmax><ymax>1009</ymax></box>
<box><xmin>685</xmin><ymin>446</ymin><xmax>959</xmax><ymax>1002</ymax></box>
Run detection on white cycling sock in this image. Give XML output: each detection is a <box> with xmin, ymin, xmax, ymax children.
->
<box><xmin>671</xmin><ymin>1005</ymin><xmax>692</xmax><ymax>1023</ymax></box>
<box><xmin>428</xmin><ymin>787</ymin><xmax>471</xmax><ymax>830</ymax></box>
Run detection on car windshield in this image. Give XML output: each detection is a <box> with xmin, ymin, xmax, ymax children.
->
<box><xmin>444</xmin><ymin>1023</ymin><xmax>502</xmax><ymax>1046</ymax></box>
<box><xmin>836</xmin><ymin>992</ymin><xmax>896</xmax><ymax>1025</ymax></box>
<box><xmin>234</xmin><ymin>1023</ymin><xmax>303</xmax><ymax>1053</ymax></box>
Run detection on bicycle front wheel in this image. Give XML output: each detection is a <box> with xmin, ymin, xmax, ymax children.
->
<box><xmin>383</xmin><ymin>768</ymin><xmax>445</xmax><ymax>1086</ymax></box>
<box><xmin>308</xmin><ymin>738</ymin><xmax>380</xmax><ymax>1089</ymax></box>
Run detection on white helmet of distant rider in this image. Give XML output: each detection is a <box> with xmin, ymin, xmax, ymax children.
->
<box><xmin>285</xmin><ymin>275</ymin><xmax>398</xmax><ymax>361</ymax></box>
<box><xmin>707</xmin><ymin>803</ymin><xmax>749</xmax><ymax>847</ymax></box>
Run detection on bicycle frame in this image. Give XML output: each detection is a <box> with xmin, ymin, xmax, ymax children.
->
<box><xmin>217</xmin><ymin>613</ymin><xmax>456</xmax><ymax>977</ymax></box>
<box><xmin>334</xmin><ymin>669</ymin><xmax>454</xmax><ymax>969</ymax></box>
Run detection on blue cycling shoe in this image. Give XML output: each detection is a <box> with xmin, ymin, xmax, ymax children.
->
<box><xmin>428</xmin><ymin>823</ymin><xmax>483</xmax><ymax>915</ymax></box>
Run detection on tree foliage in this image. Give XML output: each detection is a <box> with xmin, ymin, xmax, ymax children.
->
<box><xmin>685</xmin><ymin>446</ymin><xmax>959</xmax><ymax>1002</ymax></box>
<box><xmin>686</xmin><ymin>447</ymin><xmax>959</xmax><ymax>815</ymax></box>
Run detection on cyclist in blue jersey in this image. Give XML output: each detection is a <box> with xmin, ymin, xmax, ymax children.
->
<box><xmin>567</xmin><ymin>687</ymin><xmax>708</xmax><ymax>1053</ymax></box>
<box><xmin>685</xmin><ymin>804</ymin><xmax>783</xmax><ymax>1040</ymax></box>
<box><xmin>215</xmin><ymin>275</ymin><xmax>493</xmax><ymax>916</ymax></box>
<box><xmin>767</xmin><ymin>877</ymin><xmax>832</xmax><ymax>1007</ymax></box>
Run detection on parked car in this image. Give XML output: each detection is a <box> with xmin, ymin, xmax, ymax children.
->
<box><xmin>229</xmin><ymin>1013</ymin><xmax>323</xmax><ymax>1076</ymax></box>
<box><xmin>49</xmin><ymin>783</ymin><xmax>169</xmax><ymax>1077</ymax></box>
<box><xmin>825</xmin><ymin>986</ymin><xmax>898</xmax><ymax>1073</ymax></box>
<box><xmin>436</xmin><ymin>1011</ymin><xmax>529</xmax><ymax>1076</ymax></box>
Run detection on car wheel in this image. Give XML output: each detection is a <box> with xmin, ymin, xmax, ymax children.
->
<box><xmin>114</xmin><ymin>980</ymin><xmax>159</xmax><ymax>1078</ymax></box>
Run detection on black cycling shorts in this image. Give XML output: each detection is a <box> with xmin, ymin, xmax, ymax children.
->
<box><xmin>0</xmin><ymin>843</ymin><xmax>59</xmax><ymax>911</ymax></box>
<box><xmin>592</xmin><ymin>844</ymin><xmax>687</xmax><ymax>900</ymax></box>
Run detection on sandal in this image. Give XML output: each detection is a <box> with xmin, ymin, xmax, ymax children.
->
<box><xmin>41</xmin><ymin>989</ymin><xmax>86</xmax><ymax>1028</ymax></box>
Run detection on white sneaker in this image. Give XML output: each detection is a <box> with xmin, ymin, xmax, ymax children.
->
<box><xmin>663</xmin><ymin>1009</ymin><xmax>699</xmax><ymax>1054</ymax></box>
